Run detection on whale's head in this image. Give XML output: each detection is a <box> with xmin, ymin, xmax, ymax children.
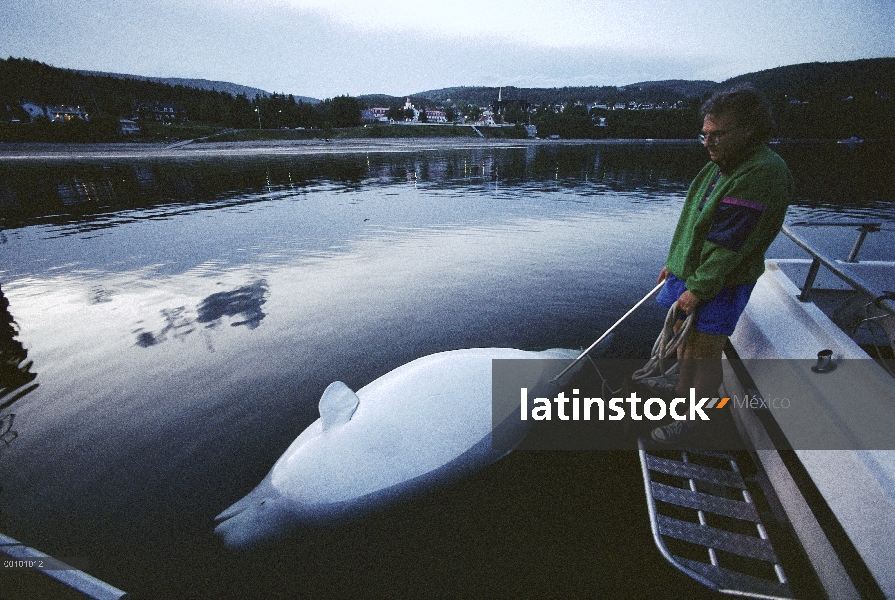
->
<box><xmin>213</xmin><ymin>477</ymin><xmax>299</xmax><ymax>550</ymax></box>
<box><xmin>214</xmin><ymin>381</ymin><xmax>362</xmax><ymax>549</ymax></box>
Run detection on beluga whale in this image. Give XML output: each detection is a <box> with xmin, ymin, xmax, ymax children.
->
<box><xmin>214</xmin><ymin>346</ymin><xmax>596</xmax><ymax>550</ymax></box>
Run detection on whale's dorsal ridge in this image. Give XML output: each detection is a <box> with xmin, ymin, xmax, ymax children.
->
<box><xmin>319</xmin><ymin>381</ymin><xmax>360</xmax><ymax>431</ymax></box>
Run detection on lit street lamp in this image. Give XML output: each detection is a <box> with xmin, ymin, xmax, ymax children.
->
<box><xmin>254</xmin><ymin>107</ymin><xmax>261</xmax><ymax>130</ymax></box>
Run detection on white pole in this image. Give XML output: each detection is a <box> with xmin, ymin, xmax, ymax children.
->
<box><xmin>552</xmin><ymin>280</ymin><xmax>666</xmax><ymax>382</ymax></box>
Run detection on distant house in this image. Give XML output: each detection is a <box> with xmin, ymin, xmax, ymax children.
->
<box><xmin>20</xmin><ymin>102</ymin><xmax>47</xmax><ymax>121</ymax></box>
<box><xmin>16</xmin><ymin>102</ymin><xmax>91</xmax><ymax>122</ymax></box>
<box><xmin>137</xmin><ymin>102</ymin><xmax>185</xmax><ymax>123</ymax></box>
<box><xmin>369</xmin><ymin>107</ymin><xmax>389</xmax><ymax>122</ymax></box>
<box><xmin>46</xmin><ymin>105</ymin><xmax>89</xmax><ymax>122</ymax></box>
<box><xmin>425</xmin><ymin>110</ymin><xmax>447</xmax><ymax>123</ymax></box>
<box><xmin>475</xmin><ymin>114</ymin><xmax>495</xmax><ymax>126</ymax></box>
<box><xmin>119</xmin><ymin>119</ymin><xmax>141</xmax><ymax>135</ymax></box>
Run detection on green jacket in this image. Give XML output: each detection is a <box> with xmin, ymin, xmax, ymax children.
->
<box><xmin>666</xmin><ymin>145</ymin><xmax>794</xmax><ymax>300</ymax></box>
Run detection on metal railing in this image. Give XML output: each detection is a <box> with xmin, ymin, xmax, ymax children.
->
<box><xmin>781</xmin><ymin>221</ymin><xmax>895</xmax><ymax>318</ymax></box>
<box><xmin>0</xmin><ymin>532</ymin><xmax>128</xmax><ymax>599</ymax></box>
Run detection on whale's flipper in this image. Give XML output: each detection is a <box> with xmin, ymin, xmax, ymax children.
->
<box><xmin>319</xmin><ymin>381</ymin><xmax>360</xmax><ymax>430</ymax></box>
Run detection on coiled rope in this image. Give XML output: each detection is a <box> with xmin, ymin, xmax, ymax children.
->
<box><xmin>631</xmin><ymin>303</ymin><xmax>696</xmax><ymax>382</ymax></box>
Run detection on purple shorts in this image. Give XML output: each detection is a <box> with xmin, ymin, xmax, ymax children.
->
<box><xmin>656</xmin><ymin>273</ymin><xmax>755</xmax><ymax>336</ymax></box>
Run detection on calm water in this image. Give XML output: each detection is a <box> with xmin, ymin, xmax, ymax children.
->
<box><xmin>1</xmin><ymin>141</ymin><xmax>894</xmax><ymax>599</ymax></box>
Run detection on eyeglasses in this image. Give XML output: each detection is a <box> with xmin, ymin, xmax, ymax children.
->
<box><xmin>698</xmin><ymin>131</ymin><xmax>729</xmax><ymax>144</ymax></box>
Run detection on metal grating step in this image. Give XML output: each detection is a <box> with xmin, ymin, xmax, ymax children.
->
<box><xmin>677</xmin><ymin>557</ymin><xmax>794</xmax><ymax>599</ymax></box>
<box><xmin>651</xmin><ymin>481</ymin><xmax>760</xmax><ymax>523</ymax></box>
<box><xmin>638</xmin><ymin>438</ymin><xmax>795</xmax><ymax>599</ymax></box>
<box><xmin>657</xmin><ymin>514</ymin><xmax>778</xmax><ymax>563</ymax></box>
<box><xmin>645</xmin><ymin>454</ymin><xmax>746</xmax><ymax>489</ymax></box>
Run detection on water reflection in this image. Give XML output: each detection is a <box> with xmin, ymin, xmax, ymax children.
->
<box><xmin>0</xmin><ymin>284</ymin><xmax>37</xmax><ymax>460</ymax></box>
<box><xmin>3</xmin><ymin>142</ymin><xmax>892</xmax><ymax>238</ymax></box>
<box><xmin>135</xmin><ymin>306</ymin><xmax>197</xmax><ymax>348</ymax></box>
<box><xmin>0</xmin><ymin>413</ymin><xmax>13</xmax><ymax>450</ymax></box>
<box><xmin>0</xmin><ymin>286</ymin><xmax>37</xmax><ymax>412</ymax></box>
<box><xmin>136</xmin><ymin>280</ymin><xmax>269</xmax><ymax>347</ymax></box>
<box><xmin>197</xmin><ymin>280</ymin><xmax>268</xmax><ymax>329</ymax></box>
<box><xmin>0</xmin><ymin>144</ymin><xmax>714</xmax><ymax>233</ymax></box>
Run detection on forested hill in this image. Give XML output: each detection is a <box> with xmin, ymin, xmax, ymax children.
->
<box><xmin>0</xmin><ymin>57</ymin><xmax>349</xmax><ymax>137</ymax></box>
<box><xmin>361</xmin><ymin>58</ymin><xmax>894</xmax><ymax>109</ymax></box>
<box><xmin>75</xmin><ymin>71</ymin><xmax>267</xmax><ymax>101</ymax></box>
<box><xmin>2</xmin><ymin>55</ymin><xmax>893</xmax><ymax>142</ymax></box>
<box><xmin>75</xmin><ymin>71</ymin><xmax>320</xmax><ymax>105</ymax></box>
<box><xmin>721</xmin><ymin>58</ymin><xmax>895</xmax><ymax>101</ymax></box>
<box><xmin>417</xmin><ymin>81</ymin><xmax>717</xmax><ymax>106</ymax></box>
<box><xmin>360</xmin><ymin>81</ymin><xmax>718</xmax><ymax>108</ymax></box>
<box><xmin>0</xmin><ymin>57</ymin><xmax>319</xmax><ymax>117</ymax></box>
<box><xmin>5</xmin><ymin>55</ymin><xmax>892</xmax><ymax>115</ymax></box>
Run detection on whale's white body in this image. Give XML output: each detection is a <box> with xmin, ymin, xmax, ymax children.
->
<box><xmin>214</xmin><ymin>347</ymin><xmax>582</xmax><ymax>549</ymax></box>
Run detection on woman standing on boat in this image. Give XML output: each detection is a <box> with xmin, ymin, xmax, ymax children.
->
<box><xmin>651</xmin><ymin>84</ymin><xmax>794</xmax><ymax>443</ymax></box>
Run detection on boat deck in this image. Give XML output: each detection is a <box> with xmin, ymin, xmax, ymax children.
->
<box><xmin>642</xmin><ymin>221</ymin><xmax>895</xmax><ymax>599</ymax></box>
<box><xmin>727</xmin><ymin>222</ymin><xmax>895</xmax><ymax>599</ymax></box>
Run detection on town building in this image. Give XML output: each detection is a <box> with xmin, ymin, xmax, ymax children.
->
<box><xmin>425</xmin><ymin>110</ymin><xmax>447</xmax><ymax>123</ymax></box>
<box><xmin>119</xmin><ymin>119</ymin><xmax>141</xmax><ymax>135</ymax></box>
<box><xmin>403</xmin><ymin>97</ymin><xmax>420</xmax><ymax>121</ymax></box>
<box><xmin>20</xmin><ymin>102</ymin><xmax>46</xmax><ymax>121</ymax></box>
<box><xmin>368</xmin><ymin>107</ymin><xmax>390</xmax><ymax>122</ymax></box>
<box><xmin>18</xmin><ymin>103</ymin><xmax>90</xmax><ymax>122</ymax></box>
<box><xmin>475</xmin><ymin>113</ymin><xmax>495</xmax><ymax>126</ymax></box>
<box><xmin>137</xmin><ymin>102</ymin><xmax>185</xmax><ymax>123</ymax></box>
<box><xmin>46</xmin><ymin>105</ymin><xmax>89</xmax><ymax>122</ymax></box>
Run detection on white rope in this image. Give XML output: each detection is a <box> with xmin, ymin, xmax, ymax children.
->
<box><xmin>631</xmin><ymin>303</ymin><xmax>696</xmax><ymax>382</ymax></box>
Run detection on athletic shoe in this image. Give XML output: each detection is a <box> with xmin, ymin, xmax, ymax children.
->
<box><xmin>638</xmin><ymin>375</ymin><xmax>680</xmax><ymax>401</ymax></box>
<box><xmin>650</xmin><ymin>420</ymin><xmax>699</xmax><ymax>445</ymax></box>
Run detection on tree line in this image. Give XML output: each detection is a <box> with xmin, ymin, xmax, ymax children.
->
<box><xmin>499</xmin><ymin>89</ymin><xmax>894</xmax><ymax>141</ymax></box>
<box><xmin>2</xmin><ymin>56</ymin><xmax>893</xmax><ymax>142</ymax></box>
<box><xmin>363</xmin><ymin>81</ymin><xmax>717</xmax><ymax>112</ymax></box>
<box><xmin>0</xmin><ymin>58</ymin><xmax>363</xmax><ymax>141</ymax></box>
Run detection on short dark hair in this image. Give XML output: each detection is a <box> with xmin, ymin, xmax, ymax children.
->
<box><xmin>701</xmin><ymin>84</ymin><xmax>776</xmax><ymax>141</ymax></box>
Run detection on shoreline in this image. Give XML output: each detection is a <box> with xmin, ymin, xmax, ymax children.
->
<box><xmin>0</xmin><ymin>137</ymin><xmax>697</xmax><ymax>161</ymax></box>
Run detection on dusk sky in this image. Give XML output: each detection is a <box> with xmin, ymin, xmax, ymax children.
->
<box><xmin>2</xmin><ymin>0</ymin><xmax>893</xmax><ymax>99</ymax></box>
